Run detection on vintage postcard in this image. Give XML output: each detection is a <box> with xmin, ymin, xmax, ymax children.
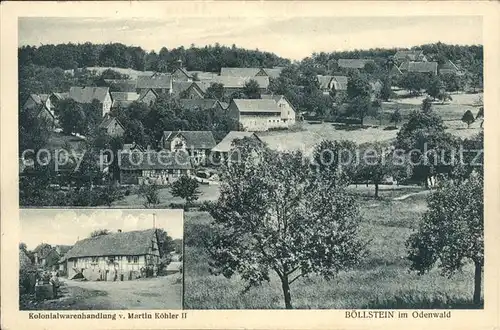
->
<box><xmin>1</xmin><ymin>1</ymin><xmax>499</xmax><ymax>330</ymax></box>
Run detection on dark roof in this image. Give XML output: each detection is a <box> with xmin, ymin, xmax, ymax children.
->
<box><xmin>394</xmin><ymin>50</ymin><xmax>424</xmax><ymax>61</ymax></box>
<box><xmin>187</xmin><ymin>71</ymin><xmax>219</xmax><ymax>80</ymax></box>
<box><xmin>390</xmin><ymin>65</ymin><xmax>403</xmax><ymax>75</ymax></box>
<box><xmin>28</xmin><ymin>94</ymin><xmax>49</xmax><ymax>105</ymax></box>
<box><xmin>137</xmin><ymin>88</ymin><xmax>159</xmax><ymax>102</ymax></box>
<box><xmin>98</xmin><ymin>115</ymin><xmax>125</xmax><ymax>130</ymax></box>
<box><xmin>162</xmin><ymin>131</ymin><xmax>216</xmax><ymax>149</ymax></box>
<box><xmin>179</xmin><ymin>99</ymin><xmax>220</xmax><ymax>111</ymax></box>
<box><xmin>51</xmin><ymin>92</ymin><xmax>69</xmax><ymax>100</ymax></box>
<box><xmin>212</xmin><ymin>131</ymin><xmax>262</xmax><ymax>152</ymax></box>
<box><xmin>220</xmin><ymin>67</ymin><xmax>263</xmax><ymax>77</ymax></box>
<box><xmin>331</xmin><ymin>76</ymin><xmax>348</xmax><ymax>90</ymax></box>
<box><xmin>439</xmin><ymin>60</ymin><xmax>460</xmax><ymax>74</ymax></box>
<box><xmin>69</xmin><ymin>87</ymin><xmax>110</xmax><ymax>103</ymax></box>
<box><xmin>402</xmin><ymin>61</ymin><xmax>438</xmax><ymax>74</ymax></box>
<box><xmin>104</xmin><ymin>79</ymin><xmax>137</xmax><ymax>92</ymax></box>
<box><xmin>171</xmin><ymin>81</ymin><xmax>196</xmax><ymax>96</ymax></box>
<box><xmin>119</xmin><ymin>151</ymin><xmax>192</xmax><ymax>170</ymax></box>
<box><xmin>64</xmin><ymin>229</ymin><xmax>158</xmax><ymax>259</ymax></box>
<box><xmin>123</xmin><ymin>142</ymin><xmax>145</xmax><ymax>152</ymax></box>
<box><xmin>192</xmin><ymin>81</ymin><xmax>212</xmax><ymax>93</ymax></box>
<box><xmin>136</xmin><ymin>74</ymin><xmax>172</xmax><ymax>89</ymax></box>
<box><xmin>262</xmin><ymin>68</ymin><xmax>283</xmax><ymax>79</ymax></box>
<box><xmin>213</xmin><ymin>76</ymin><xmax>269</xmax><ymax>89</ymax></box>
<box><xmin>111</xmin><ymin>92</ymin><xmax>140</xmax><ymax>107</ymax></box>
<box><xmin>232</xmin><ymin>99</ymin><xmax>280</xmax><ymax>113</ymax></box>
<box><xmin>55</xmin><ymin>245</ymin><xmax>72</xmax><ymax>255</ymax></box>
<box><xmin>172</xmin><ymin>67</ymin><xmax>192</xmax><ymax>78</ymax></box>
<box><xmin>317</xmin><ymin>75</ymin><xmax>333</xmax><ymax>89</ymax></box>
<box><xmin>337</xmin><ymin>59</ymin><xmax>375</xmax><ymax>69</ymax></box>
<box><xmin>33</xmin><ymin>244</ymin><xmax>57</xmax><ymax>258</ymax></box>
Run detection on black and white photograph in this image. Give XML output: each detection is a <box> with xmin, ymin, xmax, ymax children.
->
<box><xmin>19</xmin><ymin>209</ymin><xmax>183</xmax><ymax>310</ymax></box>
<box><xmin>17</xmin><ymin>14</ymin><xmax>484</xmax><ymax>311</ymax></box>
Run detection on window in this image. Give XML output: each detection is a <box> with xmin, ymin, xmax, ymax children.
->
<box><xmin>127</xmin><ymin>256</ymin><xmax>132</xmax><ymax>263</ymax></box>
<box><xmin>133</xmin><ymin>256</ymin><xmax>139</xmax><ymax>263</ymax></box>
<box><xmin>73</xmin><ymin>260</ymin><xmax>77</xmax><ymax>267</ymax></box>
<box><xmin>91</xmin><ymin>257</ymin><xmax>98</xmax><ymax>263</ymax></box>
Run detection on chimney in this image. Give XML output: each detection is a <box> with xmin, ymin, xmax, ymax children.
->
<box><xmin>117</xmin><ymin>229</ymin><xmax>122</xmax><ymax>233</ymax></box>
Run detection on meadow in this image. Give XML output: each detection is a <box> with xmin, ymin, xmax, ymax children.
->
<box><xmin>183</xmin><ymin>186</ymin><xmax>482</xmax><ymax>309</ymax></box>
<box><xmin>259</xmin><ymin>92</ymin><xmax>483</xmax><ymax>155</ymax></box>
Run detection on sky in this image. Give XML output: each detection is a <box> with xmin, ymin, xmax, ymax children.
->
<box><xmin>19</xmin><ymin>209</ymin><xmax>184</xmax><ymax>250</ymax></box>
<box><xmin>18</xmin><ymin>16</ymin><xmax>482</xmax><ymax>60</ymax></box>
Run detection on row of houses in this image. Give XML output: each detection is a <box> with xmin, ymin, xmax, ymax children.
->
<box><xmin>118</xmin><ymin>130</ymin><xmax>264</xmax><ymax>185</ymax></box>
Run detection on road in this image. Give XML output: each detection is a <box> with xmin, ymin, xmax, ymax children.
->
<box><xmin>23</xmin><ymin>275</ymin><xmax>182</xmax><ymax>310</ymax></box>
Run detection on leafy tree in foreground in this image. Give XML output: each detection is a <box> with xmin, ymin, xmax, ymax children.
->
<box><xmin>462</xmin><ymin>110</ymin><xmax>475</xmax><ymax>128</ymax></box>
<box><xmin>207</xmin><ymin>142</ymin><xmax>365</xmax><ymax>309</ymax></box>
<box><xmin>312</xmin><ymin>139</ymin><xmax>358</xmax><ymax>187</ymax></box>
<box><xmin>170</xmin><ymin>175</ymin><xmax>201</xmax><ymax>209</ymax></box>
<box><xmin>355</xmin><ymin>142</ymin><xmax>408</xmax><ymax>198</ymax></box>
<box><xmin>407</xmin><ymin>173</ymin><xmax>483</xmax><ymax>306</ymax></box>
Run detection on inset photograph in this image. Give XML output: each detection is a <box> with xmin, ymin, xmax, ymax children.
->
<box><xmin>19</xmin><ymin>209</ymin><xmax>183</xmax><ymax>310</ymax></box>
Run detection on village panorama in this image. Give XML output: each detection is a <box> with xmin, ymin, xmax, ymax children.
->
<box><xmin>19</xmin><ymin>31</ymin><xmax>483</xmax><ymax>309</ymax></box>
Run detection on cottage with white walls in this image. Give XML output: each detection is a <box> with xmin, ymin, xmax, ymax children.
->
<box><xmin>64</xmin><ymin>229</ymin><xmax>161</xmax><ymax>281</ymax></box>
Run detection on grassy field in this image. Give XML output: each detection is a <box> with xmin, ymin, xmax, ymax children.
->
<box><xmin>259</xmin><ymin>92</ymin><xmax>483</xmax><ymax>155</ymax></box>
<box><xmin>183</xmin><ymin>187</ymin><xmax>482</xmax><ymax>309</ymax></box>
<box><xmin>111</xmin><ymin>183</ymin><xmax>220</xmax><ymax>208</ymax></box>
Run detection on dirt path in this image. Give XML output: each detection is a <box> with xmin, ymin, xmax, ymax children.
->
<box><xmin>393</xmin><ymin>190</ymin><xmax>430</xmax><ymax>201</ymax></box>
<box><xmin>23</xmin><ymin>275</ymin><xmax>182</xmax><ymax>310</ymax></box>
<box><xmin>65</xmin><ymin>275</ymin><xmax>182</xmax><ymax>310</ymax></box>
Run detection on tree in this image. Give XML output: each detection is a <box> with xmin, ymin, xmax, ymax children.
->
<box><xmin>19</xmin><ymin>242</ymin><xmax>28</xmax><ymax>251</ymax></box>
<box><xmin>139</xmin><ymin>183</ymin><xmax>161</xmax><ymax>208</ymax></box>
<box><xmin>426</xmin><ymin>76</ymin><xmax>444</xmax><ymax>100</ymax></box>
<box><xmin>441</xmin><ymin>73</ymin><xmax>462</xmax><ymax>93</ymax></box>
<box><xmin>462</xmin><ymin>110</ymin><xmax>475</xmax><ymax>128</ymax></box>
<box><xmin>242</xmin><ymin>79</ymin><xmax>261</xmax><ymax>99</ymax></box>
<box><xmin>312</xmin><ymin>139</ymin><xmax>358</xmax><ymax>186</ymax></box>
<box><xmin>207</xmin><ymin>141</ymin><xmax>365</xmax><ymax>309</ymax></box>
<box><xmin>390</xmin><ymin>108</ymin><xmax>402</xmax><ymax>127</ymax></box>
<box><xmin>436</xmin><ymin>91</ymin><xmax>452</xmax><ymax>104</ymax></box>
<box><xmin>476</xmin><ymin>107</ymin><xmax>484</xmax><ymax>128</ymax></box>
<box><xmin>90</xmin><ymin>229</ymin><xmax>110</xmax><ymax>238</ymax></box>
<box><xmin>57</xmin><ymin>99</ymin><xmax>87</xmax><ymax>135</ymax></box>
<box><xmin>170</xmin><ymin>175</ymin><xmax>201</xmax><ymax>209</ymax></box>
<box><xmin>18</xmin><ymin>105</ymin><xmax>52</xmax><ymax>156</ymax></box>
<box><xmin>380</xmin><ymin>77</ymin><xmax>393</xmax><ymax>101</ymax></box>
<box><xmin>421</xmin><ymin>97</ymin><xmax>433</xmax><ymax>113</ymax></box>
<box><xmin>407</xmin><ymin>173</ymin><xmax>483</xmax><ymax>306</ymax></box>
<box><xmin>156</xmin><ymin>228</ymin><xmax>176</xmax><ymax>258</ymax></box>
<box><xmin>347</xmin><ymin>95</ymin><xmax>372</xmax><ymax>126</ymax></box>
<box><xmin>355</xmin><ymin>142</ymin><xmax>407</xmax><ymax>198</ymax></box>
<box><xmin>205</xmin><ymin>82</ymin><xmax>225</xmax><ymax>101</ymax></box>
<box><xmin>395</xmin><ymin>109</ymin><xmax>458</xmax><ymax>187</ymax></box>
<box><xmin>400</xmin><ymin>72</ymin><xmax>429</xmax><ymax>96</ymax></box>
